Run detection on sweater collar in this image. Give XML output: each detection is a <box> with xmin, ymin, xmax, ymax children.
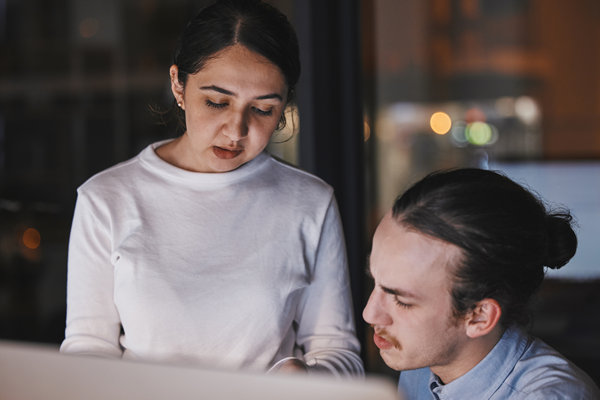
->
<box><xmin>139</xmin><ymin>139</ymin><xmax>271</xmax><ymax>187</ymax></box>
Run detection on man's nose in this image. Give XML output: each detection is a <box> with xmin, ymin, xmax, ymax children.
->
<box><xmin>363</xmin><ymin>288</ymin><xmax>392</xmax><ymax>326</ymax></box>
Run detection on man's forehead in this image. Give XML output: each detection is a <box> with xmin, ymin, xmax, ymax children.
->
<box><xmin>370</xmin><ymin>214</ymin><xmax>462</xmax><ymax>293</ymax></box>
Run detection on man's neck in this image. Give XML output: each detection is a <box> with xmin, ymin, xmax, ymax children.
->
<box><xmin>431</xmin><ymin>326</ymin><xmax>505</xmax><ymax>385</ymax></box>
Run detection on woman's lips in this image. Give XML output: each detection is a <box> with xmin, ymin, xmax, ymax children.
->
<box><xmin>373</xmin><ymin>333</ymin><xmax>394</xmax><ymax>350</ymax></box>
<box><xmin>213</xmin><ymin>146</ymin><xmax>243</xmax><ymax>159</ymax></box>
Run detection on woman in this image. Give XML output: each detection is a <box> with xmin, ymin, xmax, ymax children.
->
<box><xmin>60</xmin><ymin>0</ymin><xmax>363</xmax><ymax>376</ymax></box>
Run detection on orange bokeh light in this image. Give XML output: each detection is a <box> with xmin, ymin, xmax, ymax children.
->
<box><xmin>22</xmin><ymin>228</ymin><xmax>41</xmax><ymax>250</ymax></box>
<box><xmin>430</xmin><ymin>111</ymin><xmax>452</xmax><ymax>135</ymax></box>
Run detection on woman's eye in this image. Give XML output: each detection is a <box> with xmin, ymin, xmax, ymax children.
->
<box><xmin>206</xmin><ymin>100</ymin><xmax>227</xmax><ymax>109</ymax></box>
<box><xmin>252</xmin><ymin>106</ymin><xmax>273</xmax><ymax>116</ymax></box>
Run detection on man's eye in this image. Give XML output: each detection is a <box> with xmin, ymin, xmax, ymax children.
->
<box><xmin>206</xmin><ymin>100</ymin><xmax>227</xmax><ymax>109</ymax></box>
<box><xmin>394</xmin><ymin>298</ymin><xmax>412</xmax><ymax>309</ymax></box>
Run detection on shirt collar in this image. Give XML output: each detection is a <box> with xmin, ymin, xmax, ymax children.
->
<box><xmin>427</xmin><ymin>326</ymin><xmax>530</xmax><ymax>399</ymax></box>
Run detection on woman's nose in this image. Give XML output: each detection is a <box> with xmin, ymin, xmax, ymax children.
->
<box><xmin>222</xmin><ymin>110</ymin><xmax>249</xmax><ymax>141</ymax></box>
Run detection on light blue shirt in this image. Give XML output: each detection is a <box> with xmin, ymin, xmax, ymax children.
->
<box><xmin>398</xmin><ymin>326</ymin><xmax>600</xmax><ymax>399</ymax></box>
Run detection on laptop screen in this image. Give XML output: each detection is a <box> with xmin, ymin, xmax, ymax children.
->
<box><xmin>0</xmin><ymin>340</ymin><xmax>401</xmax><ymax>400</ymax></box>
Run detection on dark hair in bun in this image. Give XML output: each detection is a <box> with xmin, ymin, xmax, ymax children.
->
<box><xmin>544</xmin><ymin>211</ymin><xmax>577</xmax><ymax>269</ymax></box>
<box><xmin>392</xmin><ymin>168</ymin><xmax>578</xmax><ymax>328</ymax></box>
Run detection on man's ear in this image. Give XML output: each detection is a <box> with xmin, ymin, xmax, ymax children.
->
<box><xmin>169</xmin><ymin>64</ymin><xmax>185</xmax><ymax>109</ymax></box>
<box><xmin>465</xmin><ymin>298</ymin><xmax>502</xmax><ymax>339</ymax></box>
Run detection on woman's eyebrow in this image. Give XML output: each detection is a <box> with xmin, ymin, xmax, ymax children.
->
<box><xmin>255</xmin><ymin>93</ymin><xmax>283</xmax><ymax>101</ymax></box>
<box><xmin>200</xmin><ymin>85</ymin><xmax>283</xmax><ymax>101</ymax></box>
<box><xmin>200</xmin><ymin>85</ymin><xmax>234</xmax><ymax>95</ymax></box>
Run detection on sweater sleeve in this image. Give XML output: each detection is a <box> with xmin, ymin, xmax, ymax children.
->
<box><xmin>59</xmin><ymin>188</ymin><xmax>123</xmax><ymax>358</ymax></box>
<box><xmin>295</xmin><ymin>196</ymin><xmax>364</xmax><ymax>377</ymax></box>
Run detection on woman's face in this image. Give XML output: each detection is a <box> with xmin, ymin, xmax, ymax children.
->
<box><xmin>169</xmin><ymin>44</ymin><xmax>288</xmax><ymax>173</ymax></box>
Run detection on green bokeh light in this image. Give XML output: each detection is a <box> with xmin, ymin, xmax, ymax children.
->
<box><xmin>465</xmin><ymin>122</ymin><xmax>493</xmax><ymax>146</ymax></box>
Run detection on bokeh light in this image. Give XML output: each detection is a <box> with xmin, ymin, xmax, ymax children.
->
<box><xmin>464</xmin><ymin>107</ymin><xmax>486</xmax><ymax>123</ymax></box>
<box><xmin>430</xmin><ymin>111</ymin><xmax>452</xmax><ymax>135</ymax></box>
<box><xmin>465</xmin><ymin>122</ymin><xmax>493</xmax><ymax>146</ymax></box>
<box><xmin>450</xmin><ymin>121</ymin><xmax>468</xmax><ymax>147</ymax></box>
<box><xmin>515</xmin><ymin>96</ymin><xmax>540</xmax><ymax>124</ymax></box>
<box><xmin>22</xmin><ymin>228</ymin><xmax>41</xmax><ymax>250</ymax></box>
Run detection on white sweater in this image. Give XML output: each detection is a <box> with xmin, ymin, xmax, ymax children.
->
<box><xmin>60</xmin><ymin>141</ymin><xmax>363</xmax><ymax>376</ymax></box>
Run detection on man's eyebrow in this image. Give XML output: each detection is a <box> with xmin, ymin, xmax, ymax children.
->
<box><xmin>200</xmin><ymin>85</ymin><xmax>283</xmax><ymax>101</ymax></box>
<box><xmin>365</xmin><ymin>261</ymin><xmax>420</xmax><ymax>300</ymax></box>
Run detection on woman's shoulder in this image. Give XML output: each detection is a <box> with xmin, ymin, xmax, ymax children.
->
<box><xmin>265</xmin><ymin>155</ymin><xmax>333</xmax><ymax>194</ymax></box>
<box><xmin>78</xmin><ymin>148</ymin><xmax>148</xmax><ymax>195</ymax></box>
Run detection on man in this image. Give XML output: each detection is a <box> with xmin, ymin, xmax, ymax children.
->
<box><xmin>363</xmin><ymin>169</ymin><xmax>600</xmax><ymax>399</ymax></box>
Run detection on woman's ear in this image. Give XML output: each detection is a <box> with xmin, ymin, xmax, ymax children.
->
<box><xmin>465</xmin><ymin>298</ymin><xmax>502</xmax><ymax>339</ymax></box>
<box><xmin>170</xmin><ymin>64</ymin><xmax>185</xmax><ymax>109</ymax></box>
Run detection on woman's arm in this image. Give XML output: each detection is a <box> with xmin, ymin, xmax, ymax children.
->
<box><xmin>60</xmin><ymin>189</ymin><xmax>123</xmax><ymax>358</ymax></box>
<box><xmin>294</xmin><ymin>197</ymin><xmax>364</xmax><ymax>377</ymax></box>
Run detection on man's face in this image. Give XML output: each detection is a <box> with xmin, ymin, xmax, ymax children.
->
<box><xmin>363</xmin><ymin>212</ymin><xmax>469</xmax><ymax>375</ymax></box>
